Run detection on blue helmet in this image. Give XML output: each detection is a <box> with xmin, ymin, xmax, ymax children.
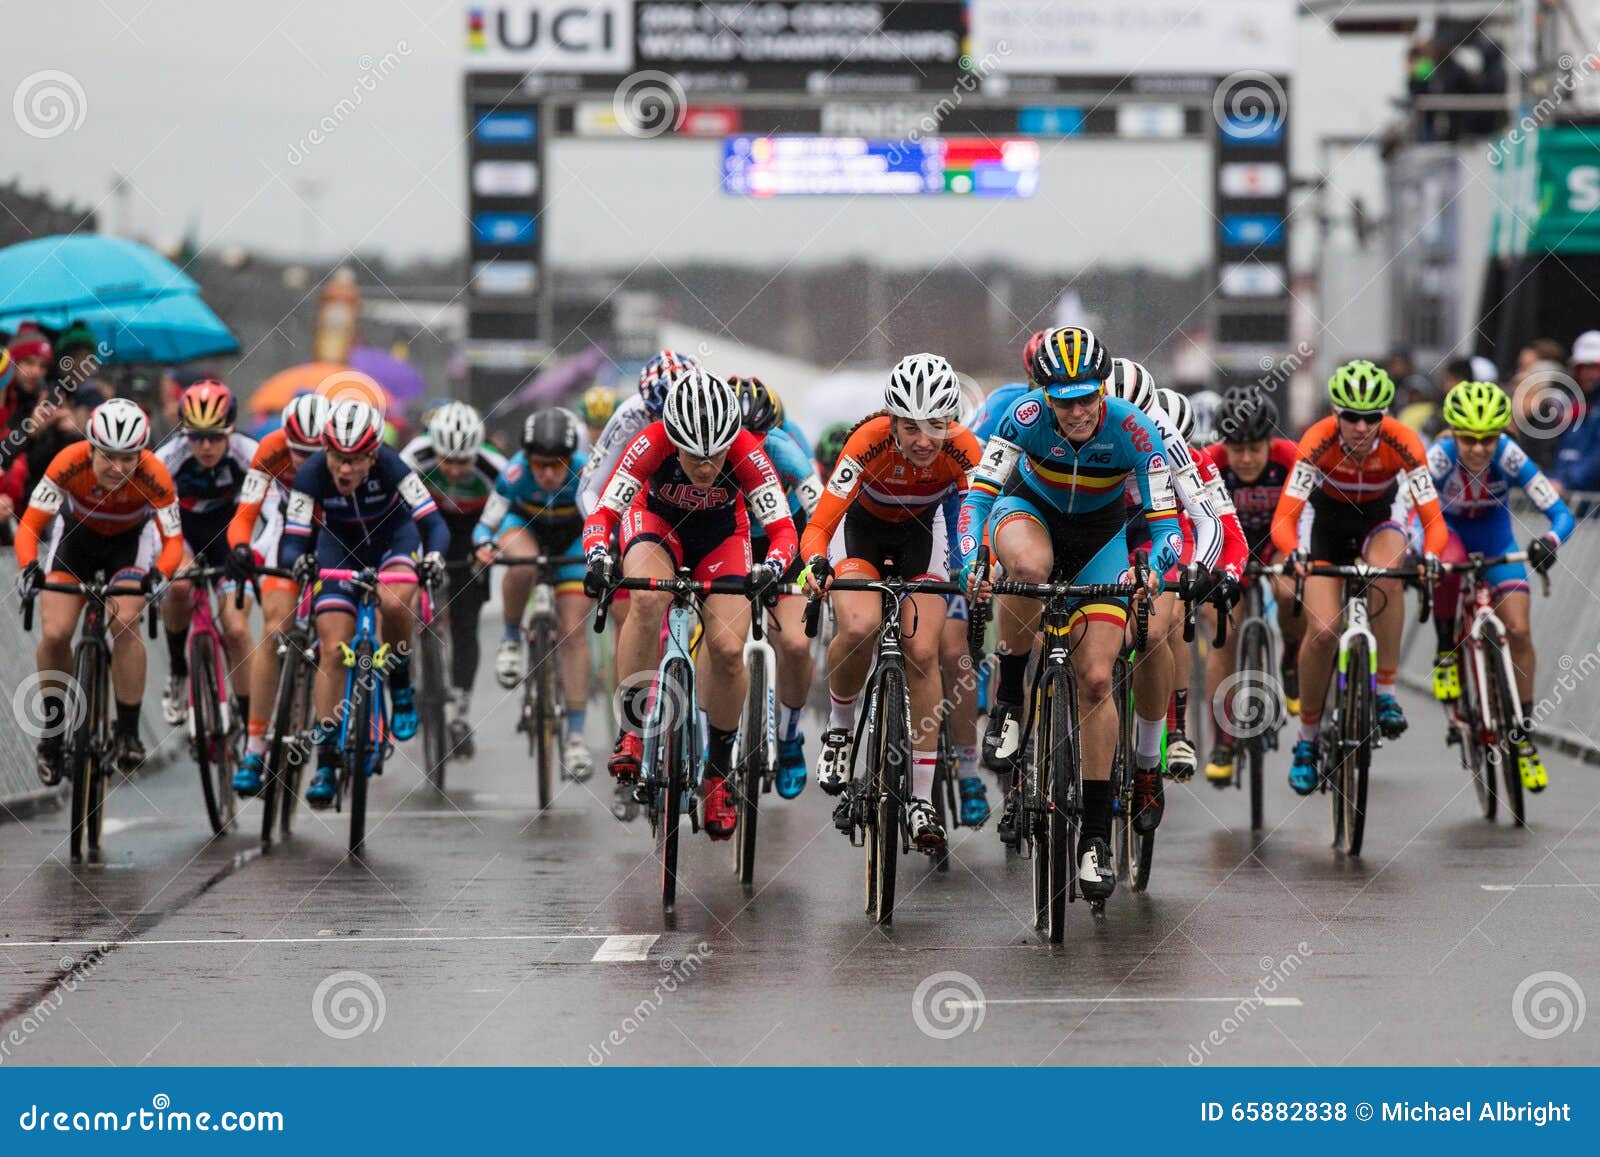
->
<box><xmin>639</xmin><ymin>349</ymin><xmax>700</xmax><ymax>417</ymax></box>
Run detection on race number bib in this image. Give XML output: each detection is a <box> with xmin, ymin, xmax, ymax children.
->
<box><xmin>1285</xmin><ymin>460</ymin><xmax>1317</xmax><ymax>500</ymax></box>
<box><xmin>826</xmin><ymin>455</ymin><xmax>864</xmax><ymax>499</ymax></box>
<box><xmin>1406</xmin><ymin>465</ymin><xmax>1438</xmax><ymax>505</ymax></box>
<box><xmin>239</xmin><ymin>469</ymin><xmax>270</xmax><ymax>506</ymax></box>
<box><xmin>398</xmin><ymin>471</ymin><xmax>431</xmax><ymax>508</ymax></box>
<box><xmin>156</xmin><ymin>502</ymin><xmax>182</xmax><ymax>538</ymax></box>
<box><xmin>29</xmin><ymin>477</ymin><xmax>64</xmax><ymax>515</ymax></box>
<box><xmin>748</xmin><ymin>481</ymin><xmax>787</xmax><ymax>523</ymax></box>
<box><xmin>599</xmin><ymin>469</ymin><xmax>643</xmax><ymax>514</ymax></box>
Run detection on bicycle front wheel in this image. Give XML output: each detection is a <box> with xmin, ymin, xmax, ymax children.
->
<box><xmin>1457</xmin><ymin>639</ymin><xmax>1496</xmax><ymax>821</ymax></box>
<box><xmin>733</xmin><ymin>650</ymin><xmax>768</xmax><ymax>887</ymax></box>
<box><xmin>1238</xmin><ymin>620</ymin><xmax>1273</xmax><ymax>833</ymax></box>
<box><xmin>872</xmin><ymin>662</ymin><xmax>909</xmax><ymax>926</ymax></box>
<box><xmin>656</xmin><ymin>657</ymin><xmax>693</xmax><ymax>913</ymax></box>
<box><xmin>1334</xmin><ymin>636</ymin><xmax>1372</xmax><ymax>856</ymax></box>
<box><xmin>345</xmin><ymin>655</ymin><xmax>374</xmax><ymax>856</ymax></box>
<box><xmin>418</xmin><ymin>617</ymin><xmax>448</xmax><ymax>792</ymax></box>
<box><xmin>531</xmin><ymin>620</ymin><xmax>555</xmax><ymax>810</ymax></box>
<box><xmin>191</xmin><ymin>642</ymin><xmax>231</xmax><ymax>835</ymax></box>
<box><xmin>66</xmin><ymin>641</ymin><xmax>105</xmax><ymax>863</ymax></box>
<box><xmin>1483</xmin><ymin>628</ymin><xmax>1525</xmax><ymax>827</ymax></box>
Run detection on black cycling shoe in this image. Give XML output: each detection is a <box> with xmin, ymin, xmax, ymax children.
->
<box><xmin>982</xmin><ymin>701</ymin><xmax>1024</xmax><ymax>773</ymax></box>
<box><xmin>36</xmin><ymin>737</ymin><xmax>63</xmax><ymax>787</ymax></box>
<box><xmin>996</xmin><ymin>793</ymin><xmax>1022</xmax><ymax>849</ymax></box>
<box><xmin>1133</xmin><ymin>766</ymin><xmax>1164</xmax><ymax>834</ymax></box>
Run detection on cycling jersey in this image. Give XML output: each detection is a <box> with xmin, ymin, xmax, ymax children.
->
<box><xmin>399</xmin><ymin>435</ymin><xmax>508</xmax><ymax>527</ymax></box>
<box><xmin>473</xmin><ymin>448</ymin><xmax>588</xmax><ymax>547</ymax></box>
<box><xmin>279</xmin><ymin>447</ymin><xmax>450</xmax><ymax>567</ymax></box>
<box><xmin>779</xmin><ymin>416</ymin><xmax>812</xmax><ymax>462</ymax></box>
<box><xmin>15</xmin><ymin>440</ymin><xmax>184</xmax><ymax>577</ymax></box>
<box><xmin>1201</xmin><ymin>438</ymin><xmax>1298</xmax><ymax>556</ymax></box>
<box><xmin>968</xmin><ymin>382</ymin><xmax>1031</xmax><ymax>443</ymax></box>
<box><xmin>583</xmin><ymin>423</ymin><xmax>798</xmax><ymax>575</ymax></box>
<box><xmin>1425</xmin><ymin>433</ymin><xmax>1575</xmax><ymax>542</ymax></box>
<box><xmin>958</xmin><ymin>394</ymin><xmax>1183</xmax><ymax>577</ymax></box>
<box><xmin>227</xmin><ymin>428</ymin><xmax>298</xmax><ymax>550</ymax></box>
<box><xmin>754</xmin><ymin>427</ymin><xmax>823</xmax><ymax>530</ymax></box>
<box><xmin>155</xmin><ymin>431</ymin><xmax>258</xmax><ymax>565</ymax></box>
<box><xmin>577</xmin><ymin>394</ymin><xmax>650</xmax><ymax>518</ymax></box>
<box><xmin>1126</xmin><ymin>442</ymin><xmax>1248</xmax><ymax>579</ymax></box>
<box><xmin>1271</xmin><ymin>415</ymin><xmax>1447</xmax><ymax>559</ymax></box>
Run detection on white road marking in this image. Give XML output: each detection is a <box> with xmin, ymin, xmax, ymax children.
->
<box><xmin>590</xmin><ymin>934</ymin><xmax>659</xmax><ymax>962</ymax></box>
<box><xmin>2</xmin><ymin>932</ymin><xmax>626</xmax><ymax>949</ymax></box>
<box><xmin>951</xmin><ymin>996</ymin><xmax>1304</xmax><ymax>1008</ymax></box>
<box><xmin>1481</xmin><ymin>883</ymin><xmax>1597</xmax><ymax>891</ymax></box>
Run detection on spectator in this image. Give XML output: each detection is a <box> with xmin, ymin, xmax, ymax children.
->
<box><xmin>1551</xmin><ymin>330</ymin><xmax>1600</xmax><ymax>495</ymax></box>
<box><xmin>1516</xmin><ymin>338</ymin><xmax>1567</xmax><ymax>377</ymax></box>
<box><xmin>1395</xmin><ymin>356</ymin><xmax>1448</xmax><ymax>435</ymax></box>
<box><xmin>0</xmin><ymin>323</ymin><xmax>52</xmax><ymax>437</ymax></box>
<box><xmin>2</xmin><ymin>374</ymin><xmax>94</xmax><ymax>510</ymax></box>
<box><xmin>1511</xmin><ymin>356</ymin><xmax>1572</xmax><ymax>470</ymax></box>
<box><xmin>54</xmin><ymin>320</ymin><xmax>101</xmax><ymax>390</ymax></box>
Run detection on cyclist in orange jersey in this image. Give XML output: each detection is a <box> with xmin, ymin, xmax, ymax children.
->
<box><xmin>1270</xmin><ymin>360</ymin><xmax>1447</xmax><ymax>794</ymax></box>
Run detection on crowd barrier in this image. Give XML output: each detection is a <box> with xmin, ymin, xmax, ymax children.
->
<box><xmin>0</xmin><ymin>556</ymin><xmax>180</xmax><ymax>818</ymax></box>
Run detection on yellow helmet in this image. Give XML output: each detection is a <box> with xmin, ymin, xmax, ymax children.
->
<box><xmin>1441</xmin><ymin>380</ymin><xmax>1511</xmax><ymax>435</ymax></box>
<box><xmin>577</xmin><ymin>385</ymin><xmax>617</xmax><ymax>426</ymax></box>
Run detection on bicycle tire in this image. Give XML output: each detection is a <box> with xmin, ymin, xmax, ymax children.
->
<box><xmin>1042</xmin><ymin>667</ymin><xmax>1076</xmax><ymax>942</ymax></box>
<box><xmin>419</xmin><ymin>618</ymin><xmax>448</xmax><ymax>792</ymax></box>
<box><xmin>86</xmin><ymin>663</ymin><xmax>109</xmax><ymax>857</ymax></box>
<box><xmin>1117</xmin><ymin>658</ymin><xmax>1154</xmax><ymax>892</ymax></box>
<box><xmin>1238</xmin><ymin>620</ymin><xmax>1273</xmax><ymax>833</ymax></box>
<box><xmin>66</xmin><ymin>640</ymin><xmax>102</xmax><ymax>863</ymax></box>
<box><xmin>191</xmin><ymin>642</ymin><xmax>228</xmax><ymax>835</ymax></box>
<box><xmin>283</xmin><ymin>663</ymin><xmax>313</xmax><ymax>838</ymax></box>
<box><xmin>733</xmin><ymin>650</ymin><xmax>767</xmax><ymax>886</ymax></box>
<box><xmin>531</xmin><ymin>618</ymin><xmax>555</xmax><ymax>810</ymax></box>
<box><xmin>862</xmin><ymin>681</ymin><xmax>881</xmax><ymax>919</ymax></box>
<box><xmin>261</xmin><ymin>636</ymin><xmax>302</xmax><ymax>850</ymax></box>
<box><xmin>1483</xmin><ymin>628</ymin><xmax>1525</xmax><ymax>827</ymax></box>
<box><xmin>931</xmin><ymin>718</ymin><xmax>954</xmax><ymax>874</ymax></box>
<box><xmin>1457</xmin><ymin>639</ymin><xmax>1496</xmax><ymax>821</ymax></box>
<box><xmin>1335</xmin><ymin>636</ymin><xmax>1372</xmax><ymax>856</ymax></box>
<box><xmin>873</xmin><ymin>662</ymin><xmax>909</xmax><ymax>926</ymax></box>
<box><xmin>657</xmin><ymin>657</ymin><xmax>692</xmax><ymax>913</ymax></box>
<box><xmin>345</xmin><ymin>649</ymin><xmax>373</xmax><ymax>856</ymax></box>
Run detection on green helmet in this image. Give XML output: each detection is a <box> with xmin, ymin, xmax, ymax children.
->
<box><xmin>1327</xmin><ymin>359</ymin><xmax>1396</xmax><ymax>412</ymax></box>
<box><xmin>1441</xmin><ymin>380</ymin><xmax>1511</xmax><ymax>434</ymax></box>
<box><xmin>816</xmin><ymin>420</ymin><xmax>851</xmax><ymax>477</ymax></box>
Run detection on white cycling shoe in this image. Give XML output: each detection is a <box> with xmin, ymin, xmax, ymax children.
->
<box><xmin>161</xmin><ymin>673</ymin><xmax>188</xmax><ymax>726</ymax></box>
<box><xmin>906</xmin><ymin>798</ymin><xmax>946</xmax><ymax>854</ymax></box>
<box><xmin>563</xmin><ymin>735</ymin><xmax>594</xmax><ymax>782</ymax></box>
<box><xmin>816</xmin><ymin>728</ymin><xmax>852</xmax><ymax>796</ymax></box>
<box><xmin>495</xmin><ymin>638</ymin><xmax>524</xmax><ymax>689</ymax></box>
<box><xmin>1165</xmin><ymin>734</ymin><xmax>1197</xmax><ymax>782</ymax></box>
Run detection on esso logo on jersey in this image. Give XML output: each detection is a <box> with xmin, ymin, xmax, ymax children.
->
<box><xmin>960</xmin><ymin>534</ymin><xmax>977</xmax><ymax>556</ymax></box>
<box><xmin>1148</xmin><ymin>452</ymin><xmax>1166</xmax><ymax>471</ymax></box>
<box><xmin>1165</xmin><ymin>532</ymin><xmax>1184</xmax><ymax>556</ymax></box>
<box><xmin>1014</xmin><ymin>400</ymin><xmax>1042</xmax><ymax>427</ymax></box>
<box><xmin>505</xmin><ymin>462</ymin><xmax>524</xmax><ymax>483</ymax></box>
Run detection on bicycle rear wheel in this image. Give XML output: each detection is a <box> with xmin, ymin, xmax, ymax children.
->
<box><xmin>733</xmin><ymin>650</ymin><xmax>768</xmax><ymax>887</ymax></box>
<box><xmin>282</xmin><ymin>657</ymin><xmax>314</xmax><ymax>838</ymax></box>
<box><xmin>418</xmin><ymin>618</ymin><xmax>448</xmax><ymax>792</ymax></box>
<box><xmin>1041</xmin><ymin>667</ymin><xmax>1077</xmax><ymax>942</ymax></box>
<box><xmin>345</xmin><ymin>655</ymin><xmax>374</xmax><ymax>856</ymax></box>
<box><xmin>1483</xmin><ymin>629</ymin><xmax>1525</xmax><ymax>827</ymax></box>
<box><xmin>261</xmin><ymin>640</ymin><xmax>300</xmax><ymax>850</ymax></box>
<box><xmin>872</xmin><ymin>663</ymin><xmax>909</xmax><ymax>925</ymax></box>
<box><xmin>656</xmin><ymin>657</ymin><xmax>692</xmax><ymax>913</ymax></box>
<box><xmin>1333</xmin><ymin>637</ymin><xmax>1372</xmax><ymax>856</ymax></box>
<box><xmin>931</xmin><ymin>720</ymin><xmax>955</xmax><ymax>874</ymax></box>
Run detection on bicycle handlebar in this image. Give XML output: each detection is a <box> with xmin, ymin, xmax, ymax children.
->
<box><xmin>594</xmin><ymin>573</ymin><xmax>777</xmax><ymax>640</ymax></box>
<box><xmin>21</xmin><ymin>579</ymin><xmax>158</xmax><ymax>638</ymax></box>
<box><xmin>1259</xmin><ymin>561</ymin><xmax>1434</xmax><ymax>623</ymax></box>
<box><xmin>801</xmin><ymin>575</ymin><xmax>965</xmax><ymax>639</ymax></box>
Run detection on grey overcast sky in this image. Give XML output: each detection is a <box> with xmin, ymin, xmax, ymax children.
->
<box><xmin>1</xmin><ymin>1</ymin><xmax>1403</xmax><ymax>272</ymax></box>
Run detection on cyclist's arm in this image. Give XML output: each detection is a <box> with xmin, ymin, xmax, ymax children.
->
<box><xmin>798</xmin><ymin>424</ymin><xmax>876</xmax><ymax>561</ymax></box>
<box><xmin>1149</xmin><ymin>403</ymin><xmax>1224</xmax><ymax>572</ymax></box>
<box><xmin>1194</xmin><ymin>449</ymin><xmax>1248</xmax><ymax>578</ymax></box>
<box><xmin>957</xmin><ymin>429</ymin><xmax>1023</xmax><ymax>574</ymax></box>
<box><xmin>1272</xmin><ymin>432</ymin><xmax>1324</xmax><ymax>556</ymax></box>
<box><xmin>1124</xmin><ymin>411</ymin><xmax>1183</xmax><ymax>574</ymax></box>
<box><xmin>143</xmin><ymin>458</ymin><xmax>186</xmax><ymax>577</ymax></box>
<box><xmin>734</xmin><ymin>431</ymin><xmax>799</xmax><ymax>569</ymax></box>
<box><xmin>12</xmin><ymin>476</ymin><xmax>63</xmax><ymax>568</ymax></box>
<box><xmin>580</xmin><ymin>427</ymin><xmax>665</xmax><ymax>554</ymax></box>
<box><xmin>1392</xmin><ymin>421</ymin><xmax>1447</xmax><ymax>555</ymax></box>
<box><xmin>395</xmin><ymin>467</ymin><xmax>450</xmax><ymax>557</ymax></box>
<box><xmin>1502</xmin><ymin>437</ymin><xmax>1576</xmax><ymax>544</ymax></box>
<box><xmin>577</xmin><ymin>405</ymin><xmax>639</xmax><ymax>518</ymax></box>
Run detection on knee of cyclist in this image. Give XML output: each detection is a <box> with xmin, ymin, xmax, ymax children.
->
<box><xmin>1004</xmin><ymin>554</ymin><xmax>1050</xmax><ymax>584</ymax></box>
<box><xmin>629</xmin><ymin>590</ymin><xmax>672</xmax><ymax>625</ymax></box>
<box><xmin>109</xmin><ymin>610</ymin><xmax>143</xmax><ymax>640</ymax></box>
<box><xmin>705</xmin><ymin>627</ymin><xmax>744</xmax><ymax>670</ymax></box>
<box><xmin>903</xmin><ymin>636</ymin><xmax>939</xmax><ymax>676</ymax></box>
<box><xmin>1304</xmin><ymin>619</ymin><xmax>1340</xmax><ymax>649</ymax></box>
<box><xmin>775</xmin><ymin>629</ymin><xmax>810</xmax><ymax>666</ymax></box>
<box><xmin>1078</xmin><ymin>670</ymin><xmax>1113</xmax><ymax>704</ymax></box>
<box><xmin>1505</xmin><ymin>622</ymin><xmax>1532</xmax><ymax>650</ymax></box>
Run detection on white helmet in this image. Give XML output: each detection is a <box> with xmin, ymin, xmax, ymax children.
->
<box><xmin>428</xmin><ymin>401</ymin><xmax>485</xmax><ymax>460</ymax></box>
<box><xmin>1107</xmin><ymin>358</ymin><xmax>1157</xmax><ymax>415</ymax></box>
<box><xmin>885</xmin><ymin>353</ymin><xmax>961</xmax><ymax>421</ymax></box>
<box><xmin>1157</xmin><ymin>387</ymin><xmax>1194</xmax><ymax>442</ymax></box>
<box><xmin>323</xmin><ymin>399</ymin><xmax>385</xmax><ymax>455</ymax></box>
<box><xmin>281</xmin><ymin>393</ymin><xmax>330</xmax><ymax>453</ymax></box>
<box><xmin>662</xmin><ymin>367</ymin><xmax>741</xmax><ymax>458</ymax></box>
<box><xmin>87</xmin><ymin>398</ymin><xmax>150</xmax><ymax>453</ymax></box>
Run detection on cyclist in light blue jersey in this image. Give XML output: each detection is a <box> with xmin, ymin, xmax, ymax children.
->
<box><xmin>1424</xmin><ymin>381</ymin><xmax>1574</xmax><ymax>792</ymax></box>
<box><xmin>961</xmin><ymin>326</ymin><xmax>1182</xmax><ymax>902</ymax></box>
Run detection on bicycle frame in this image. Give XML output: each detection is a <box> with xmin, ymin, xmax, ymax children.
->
<box><xmin>1450</xmin><ymin>557</ymin><xmax>1530</xmax><ymax>743</ymax></box>
<box><xmin>183</xmin><ymin>569</ymin><xmax>234</xmax><ymax>739</ymax></box>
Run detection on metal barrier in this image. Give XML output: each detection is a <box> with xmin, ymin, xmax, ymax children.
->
<box><xmin>0</xmin><ymin>555</ymin><xmax>180</xmax><ymax>818</ymax></box>
<box><xmin>1398</xmin><ymin>490</ymin><xmax>1600</xmax><ymax>763</ymax></box>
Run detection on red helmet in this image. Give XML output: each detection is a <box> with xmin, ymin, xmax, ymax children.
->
<box><xmin>1022</xmin><ymin>330</ymin><xmax>1049</xmax><ymax>380</ymax></box>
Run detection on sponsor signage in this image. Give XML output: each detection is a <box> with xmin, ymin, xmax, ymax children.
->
<box><xmin>473</xmin><ymin>159</ymin><xmax>540</xmax><ymax>196</ymax></box>
<box><xmin>1220</xmin><ymin>112</ymin><xmax>1285</xmax><ymax>146</ymax></box>
<box><xmin>1116</xmin><ymin>103</ymin><xmax>1185</xmax><ymax>138</ymax></box>
<box><xmin>466</xmin><ymin>1</ymin><xmax>634</xmax><ymax>71</ymax></box>
<box><xmin>464</xmin><ymin>338</ymin><xmax>549</xmax><ymax>369</ymax></box>
<box><xmin>1017</xmin><ymin>106</ymin><xmax>1085</xmax><ymax>136</ymax></box>
<box><xmin>1219</xmin><ymin>261</ymin><xmax>1287</xmax><ymax>297</ymax></box>
<box><xmin>1220</xmin><ymin>214</ymin><xmax>1284</xmax><ymax>248</ymax></box>
<box><xmin>472</xmin><ymin>260</ymin><xmax>540</xmax><ymax>295</ymax></box>
<box><xmin>473</xmin><ymin>211</ymin><xmax>538</xmax><ymax>245</ymax></box>
<box><xmin>680</xmin><ymin>105</ymin><xmax>740</xmax><ymax>134</ymax></box>
<box><xmin>474</xmin><ymin>110</ymin><xmax>538</xmax><ymax>143</ymax></box>
<box><xmin>1218</xmin><ymin>161</ymin><xmax>1286</xmax><ymax>198</ymax></box>
<box><xmin>721</xmin><ymin>135</ymin><xmax>1038</xmax><ymax>198</ymax></box>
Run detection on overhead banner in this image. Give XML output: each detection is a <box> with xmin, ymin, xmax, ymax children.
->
<box><xmin>1531</xmin><ymin>124</ymin><xmax>1600</xmax><ymax>254</ymax></box>
<box><xmin>968</xmin><ymin>0</ymin><xmax>1295</xmax><ymax>78</ymax></box>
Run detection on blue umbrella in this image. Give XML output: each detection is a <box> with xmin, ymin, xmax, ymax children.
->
<box><xmin>71</xmin><ymin>292</ymin><xmax>239</xmax><ymax>364</ymax></box>
<box><xmin>0</xmin><ymin>234</ymin><xmax>200</xmax><ymax>322</ymax></box>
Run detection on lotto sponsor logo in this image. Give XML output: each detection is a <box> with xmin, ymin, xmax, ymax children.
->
<box><xmin>1014</xmin><ymin>399</ymin><xmax>1042</xmax><ymax>426</ymax></box>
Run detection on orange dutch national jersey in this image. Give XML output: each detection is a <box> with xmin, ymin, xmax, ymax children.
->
<box><xmin>799</xmin><ymin>415</ymin><xmax>980</xmax><ymax>561</ymax></box>
<box><xmin>227</xmin><ymin>427</ymin><xmax>298</xmax><ymax>549</ymax></box>
<box><xmin>1271</xmin><ymin>414</ymin><xmax>1447</xmax><ymax>556</ymax></box>
<box><xmin>14</xmin><ymin>440</ymin><xmax>185</xmax><ymax>574</ymax></box>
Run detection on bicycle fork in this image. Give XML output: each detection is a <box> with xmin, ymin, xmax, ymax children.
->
<box><xmin>1334</xmin><ymin>596</ymin><xmax>1379</xmax><ymax>755</ymax></box>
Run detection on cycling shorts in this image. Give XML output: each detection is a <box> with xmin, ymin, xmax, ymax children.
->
<box><xmin>618</xmin><ymin>503</ymin><xmax>752</xmax><ymax>582</ymax></box>
<box><xmin>42</xmin><ymin>516</ymin><xmax>157</xmax><ymax>585</ymax></box>
<box><xmin>987</xmin><ymin>493</ymin><xmax>1129</xmax><ymax>627</ymax></box>
<box><xmin>312</xmin><ymin>519</ymin><xmax>420</xmax><ymax>617</ymax></box>
<box><xmin>827</xmin><ymin>503</ymin><xmax>949</xmax><ymax>581</ymax></box>
<box><xmin>1306</xmin><ymin>485</ymin><xmax>1406</xmax><ymax>566</ymax></box>
<box><xmin>496</xmin><ymin>513</ymin><xmax>584</xmax><ymax>590</ymax></box>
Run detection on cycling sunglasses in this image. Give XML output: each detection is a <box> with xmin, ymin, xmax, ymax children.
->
<box><xmin>1451</xmin><ymin>430</ymin><xmax>1501</xmax><ymax>446</ymax></box>
<box><xmin>184</xmin><ymin>429</ymin><xmax>230</xmax><ymax>444</ymax></box>
<box><xmin>1334</xmin><ymin>408</ymin><xmax>1385</xmax><ymax>426</ymax></box>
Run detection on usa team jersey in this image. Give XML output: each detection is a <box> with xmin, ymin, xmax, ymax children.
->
<box><xmin>472</xmin><ymin>448</ymin><xmax>588</xmax><ymax>546</ymax></box>
<box><xmin>753</xmin><ymin>427</ymin><xmax>822</xmax><ymax>536</ymax></box>
<box><xmin>399</xmin><ymin>435</ymin><xmax>508</xmax><ymax>527</ymax></box>
<box><xmin>1424</xmin><ymin>433</ymin><xmax>1574</xmax><ymax>545</ymax></box>
<box><xmin>968</xmin><ymin>382</ymin><xmax>1031</xmax><ymax>443</ymax></box>
<box><xmin>1201</xmin><ymin>438</ymin><xmax>1299</xmax><ymax>556</ymax></box>
<box><xmin>279</xmin><ymin>446</ymin><xmax>450</xmax><ymax>566</ymax></box>
<box><xmin>959</xmin><ymin>394</ymin><xmax>1183</xmax><ymax>574</ymax></box>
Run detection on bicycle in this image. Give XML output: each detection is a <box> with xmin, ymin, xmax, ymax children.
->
<box><xmin>1210</xmin><ymin>561</ymin><xmax>1291</xmax><ymax>832</ymax></box>
<box><xmin>22</xmin><ymin>572</ymin><xmax>158</xmax><ymax>863</ymax></box>
<box><xmin>497</xmin><ymin>554</ymin><xmax>584</xmax><ymax>809</ymax></box>
<box><xmin>176</xmin><ymin>565</ymin><xmax>239</xmax><ymax>836</ymax></box>
<box><xmin>242</xmin><ymin>564</ymin><xmax>318</xmax><ymax>852</ymax></box>
<box><xmin>1278</xmin><ymin>561</ymin><xmax>1430</xmax><ymax>856</ymax></box>
<box><xmin>594</xmin><ymin>571</ymin><xmax>767</xmax><ymax>914</ymax></box>
<box><xmin>1438</xmin><ymin>552</ymin><xmax>1547</xmax><ymax>827</ymax></box>
<box><xmin>411</xmin><ymin>562</ymin><xmax>463</xmax><ymax>792</ymax></box>
<box><xmin>983</xmin><ymin>571</ymin><xmax>1149</xmax><ymax>942</ymax></box>
<box><xmin>803</xmin><ymin>572</ymin><xmax>963</xmax><ymax>927</ymax></box>
<box><xmin>733</xmin><ymin>589</ymin><xmax>780</xmax><ymax>888</ymax></box>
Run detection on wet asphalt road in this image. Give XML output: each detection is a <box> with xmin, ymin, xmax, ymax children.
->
<box><xmin>2</xmin><ymin>618</ymin><xmax>1598</xmax><ymax>1068</ymax></box>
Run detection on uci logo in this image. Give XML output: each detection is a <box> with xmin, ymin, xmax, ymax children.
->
<box><xmin>467</xmin><ymin>2</ymin><xmax>632</xmax><ymax>69</ymax></box>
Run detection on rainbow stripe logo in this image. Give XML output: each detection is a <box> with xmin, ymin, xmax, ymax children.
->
<box><xmin>467</xmin><ymin>7</ymin><xmax>486</xmax><ymax>51</ymax></box>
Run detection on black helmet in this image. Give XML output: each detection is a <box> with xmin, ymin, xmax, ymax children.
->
<box><xmin>1216</xmin><ymin>386</ymin><xmax>1279</xmax><ymax>443</ymax></box>
<box><xmin>728</xmin><ymin>375</ymin><xmax>779</xmax><ymax>434</ymax></box>
<box><xmin>523</xmin><ymin>407</ymin><xmax>580</xmax><ymax>458</ymax></box>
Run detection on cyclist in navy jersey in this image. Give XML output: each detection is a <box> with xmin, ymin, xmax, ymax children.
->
<box><xmin>155</xmin><ymin>381</ymin><xmax>260</xmax><ymax>730</ymax></box>
<box><xmin>278</xmin><ymin>400</ymin><xmax>450</xmax><ymax>808</ymax></box>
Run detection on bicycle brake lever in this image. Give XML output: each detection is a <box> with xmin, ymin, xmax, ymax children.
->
<box><xmin>146</xmin><ymin>599</ymin><xmax>159</xmax><ymax>640</ymax></box>
<box><xmin>803</xmin><ymin>594</ymin><xmax>822</xmax><ymax>639</ymax></box>
<box><xmin>21</xmin><ymin>594</ymin><xmax>34</xmax><ymax>633</ymax></box>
